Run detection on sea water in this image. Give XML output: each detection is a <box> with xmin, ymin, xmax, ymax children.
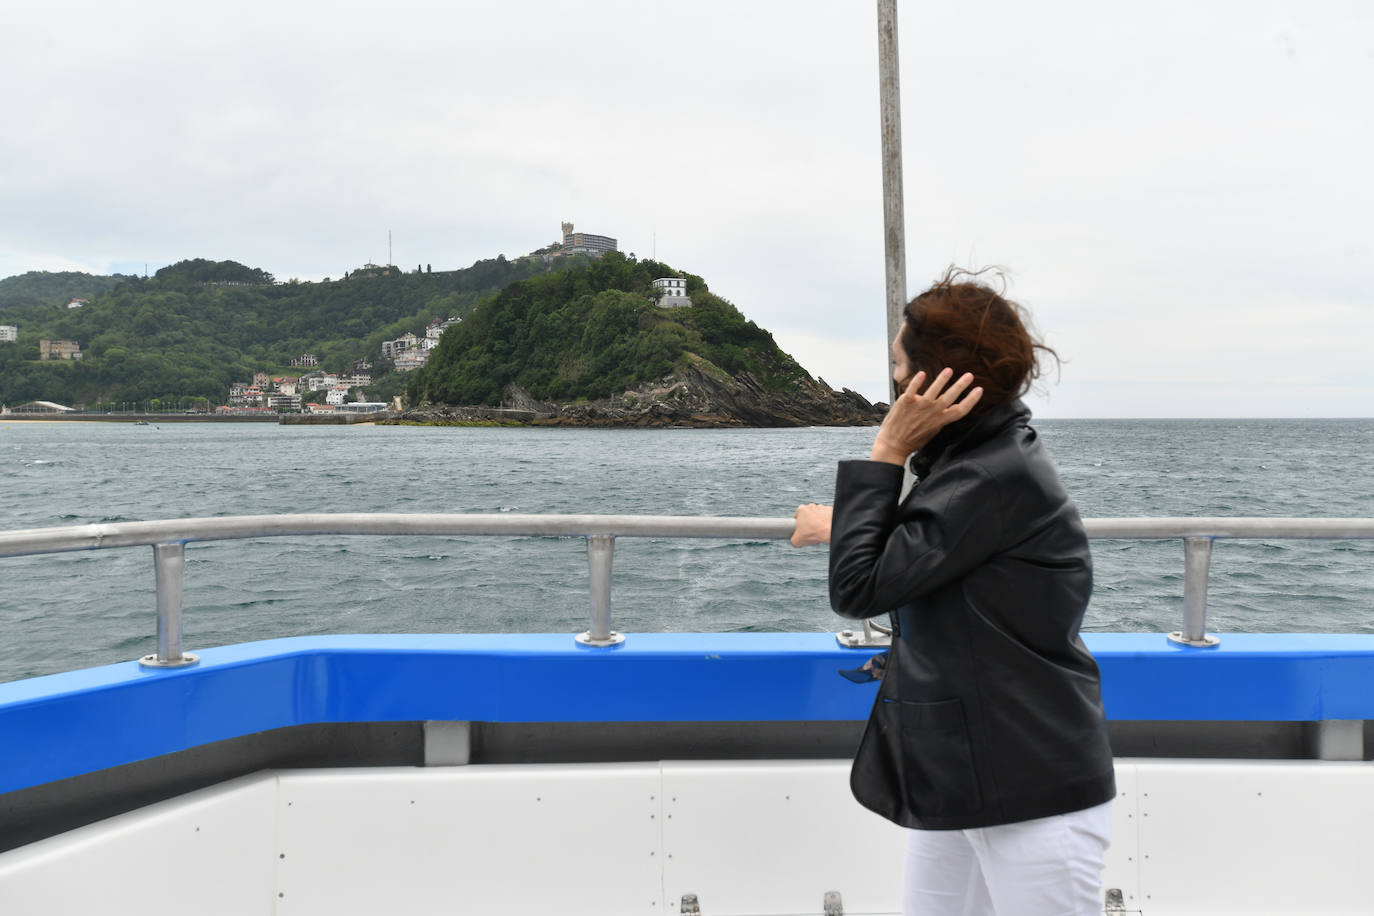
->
<box><xmin>1</xmin><ymin>418</ymin><xmax>1371</xmax><ymax>683</ymax></box>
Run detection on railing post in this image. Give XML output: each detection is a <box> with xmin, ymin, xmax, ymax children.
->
<box><xmin>576</xmin><ymin>535</ymin><xmax>624</xmax><ymax>647</ymax></box>
<box><xmin>877</xmin><ymin>0</ymin><xmax>907</xmax><ymax>402</ymax></box>
<box><xmin>139</xmin><ymin>543</ymin><xmax>199</xmax><ymax>668</ymax></box>
<box><xmin>1168</xmin><ymin>536</ymin><xmax>1220</xmax><ymax>648</ymax></box>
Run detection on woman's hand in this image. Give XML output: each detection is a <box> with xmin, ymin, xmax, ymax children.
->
<box><xmin>871</xmin><ymin>368</ymin><xmax>983</xmax><ymax>466</ymax></box>
<box><xmin>791</xmin><ymin>503</ymin><xmax>833</xmax><ymax>547</ymax></box>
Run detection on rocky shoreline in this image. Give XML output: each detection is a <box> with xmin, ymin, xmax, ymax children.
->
<box><xmin>382</xmin><ymin>361</ymin><xmax>885</xmax><ymax>428</ymax></box>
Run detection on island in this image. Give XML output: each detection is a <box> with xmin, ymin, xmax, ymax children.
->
<box><xmin>1</xmin><ymin>244</ymin><xmax>883</xmax><ymax>427</ymax></box>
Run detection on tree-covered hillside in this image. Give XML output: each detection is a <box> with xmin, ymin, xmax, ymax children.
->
<box><xmin>408</xmin><ymin>252</ymin><xmax>813</xmax><ymax>406</ymax></box>
<box><xmin>0</xmin><ymin>256</ymin><xmax>564</xmax><ymax>407</ymax></box>
<box><xmin>0</xmin><ymin>271</ymin><xmax>133</xmax><ymax>311</ymax></box>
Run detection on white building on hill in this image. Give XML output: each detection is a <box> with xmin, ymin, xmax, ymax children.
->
<box><xmin>305</xmin><ymin>374</ymin><xmax>340</xmax><ymax>392</ymax></box>
<box><xmin>652</xmin><ymin>277</ymin><xmax>692</xmax><ymax>308</ymax></box>
<box><xmin>425</xmin><ymin>317</ymin><xmax>461</xmax><ymax>349</ymax></box>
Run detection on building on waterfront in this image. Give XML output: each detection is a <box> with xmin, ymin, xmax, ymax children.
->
<box><xmin>290</xmin><ymin>353</ymin><xmax>319</xmax><ymax>368</ymax></box>
<box><xmin>5</xmin><ymin>401</ymin><xmax>75</xmax><ymax>413</ymax></box>
<box><xmin>39</xmin><ymin>339</ymin><xmax>82</xmax><ymax>360</ymax></box>
<box><xmin>229</xmin><ymin>384</ymin><xmax>265</xmax><ymax>407</ymax></box>
<box><xmin>266</xmin><ymin>393</ymin><xmax>302</xmax><ymax>411</ymax></box>
<box><xmin>325</xmin><ymin>387</ymin><xmax>351</xmax><ymax>406</ymax></box>
<box><xmin>561</xmin><ymin>221</ymin><xmax>617</xmax><ymax>256</ymax></box>
<box><xmin>652</xmin><ymin>277</ymin><xmax>692</xmax><ymax>308</ymax></box>
<box><xmin>215</xmin><ymin>405</ymin><xmax>275</xmax><ymax>416</ymax></box>
<box><xmin>0</xmin><ymin>325</ymin><xmax>16</xmax><ymax>343</ymax></box>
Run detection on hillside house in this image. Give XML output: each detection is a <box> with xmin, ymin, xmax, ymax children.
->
<box><xmin>652</xmin><ymin>277</ymin><xmax>692</xmax><ymax>308</ymax></box>
<box><xmin>39</xmin><ymin>339</ymin><xmax>83</xmax><ymax>360</ymax></box>
<box><xmin>381</xmin><ymin>333</ymin><xmax>419</xmax><ymax>360</ymax></box>
<box><xmin>0</xmin><ymin>326</ymin><xmax>16</xmax><ymax>343</ymax></box>
<box><xmin>393</xmin><ymin>349</ymin><xmax>428</xmax><ymax>371</ymax></box>
<box><xmin>304</xmin><ymin>374</ymin><xmax>340</xmax><ymax>392</ymax></box>
<box><xmin>425</xmin><ymin>317</ymin><xmax>461</xmax><ymax>349</ymax></box>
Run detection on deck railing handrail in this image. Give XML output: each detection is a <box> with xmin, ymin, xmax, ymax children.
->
<box><xmin>1</xmin><ymin>514</ymin><xmax>1371</xmax><ymax>664</ymax></box>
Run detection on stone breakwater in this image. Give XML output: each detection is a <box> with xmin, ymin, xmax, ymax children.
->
<box><xmin>387</xmin><ymin>363</ymin><xmax>886</xmax><ymax>428</ymax></box>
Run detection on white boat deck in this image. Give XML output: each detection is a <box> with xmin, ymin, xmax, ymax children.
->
<box><xmin>2</xmin><ymin>758</ymin><xmax>1370</xmax><ymax>914</ymax></box>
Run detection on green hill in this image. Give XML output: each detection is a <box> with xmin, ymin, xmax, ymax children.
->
<box><xmin>0</xmin><ymin>256</ymin><xmax>563</xmax><ymax>407</ymax></box>
<box><xmin>0</xmin><ymin>271</ymin><xmax>133</xmax><ymax>311</ymax></box>
<box><xmin>408</xmin><ymin>252</ymin><xmax>813</xmax><ymax>407</ymax></box>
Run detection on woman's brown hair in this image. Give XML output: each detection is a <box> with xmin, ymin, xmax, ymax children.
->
<box><xmin>900</xmin><ymin>267</ymin><xmax>1058</xmax><ymax>413</ymax></box>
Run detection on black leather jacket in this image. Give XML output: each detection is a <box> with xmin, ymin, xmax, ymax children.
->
<box><xmin>830</xmin><ymin>400</ymin><xmax>1115</xmax><ymax>830</ymax></box>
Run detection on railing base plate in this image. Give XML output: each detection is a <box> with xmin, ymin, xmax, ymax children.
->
<box><xmin>835</xmin><ymin>630</ymin><xmax>892</xmax><ymax>649</ymax></box>
<box><xmin>138</xmin><ymin>653</ymin><xmax>200</xmax><ymax>669</ymax></box>
<box><xmin>575</xmin><ymin>631</ymin><xmax>625</xmax><ymax>648</ymax></box>
<box><xmin>1167</xmin><ymin>632</ymin><xmax>1220</xmax><ymax>648</ymax></box>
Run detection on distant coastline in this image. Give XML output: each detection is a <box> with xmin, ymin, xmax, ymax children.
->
<box><xmin>1</xmin><ymin>412</ymin><xmax>278</xmax><ymax>423</ymax></box>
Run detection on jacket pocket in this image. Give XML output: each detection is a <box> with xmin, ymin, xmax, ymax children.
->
<box><xmin>887</xmin><ymin>696</ymin><xmax>982</xmax><ymax>817</ymax></box>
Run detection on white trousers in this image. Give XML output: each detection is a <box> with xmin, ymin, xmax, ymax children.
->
<box><xmin>901</xmin><ymin>800</ymin><xmax>1112</xmax><ymax>916</ymax></box>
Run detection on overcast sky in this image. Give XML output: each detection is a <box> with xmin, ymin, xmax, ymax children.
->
<box><xmin>2</xmin><ymin>1</ymin><xmax>1370</xmax><ymax>416</ymax></box>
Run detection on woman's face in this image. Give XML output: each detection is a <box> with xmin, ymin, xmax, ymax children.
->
<box><xmin>891</xmin><ymin>330</ymin><xmax>916</xmax><ymax>395</ymax></box>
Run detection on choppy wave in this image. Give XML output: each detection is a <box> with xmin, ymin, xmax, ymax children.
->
<box><xmin>0</xmin><ymin>419</ymin><xmax>1371</xmax><ymax>681</ymax></box>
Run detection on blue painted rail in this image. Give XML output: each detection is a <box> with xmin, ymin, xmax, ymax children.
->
<box><xmin>4</xmin><ymin>632</ymin><xmax>1374</xmax><ymax>796</ymax></box>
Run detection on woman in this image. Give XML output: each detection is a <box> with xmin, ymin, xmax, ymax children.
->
<box><xmin>793</xmin><ymin>270</ymin><xmax>1115</xmax><ymax>916</ymax></box>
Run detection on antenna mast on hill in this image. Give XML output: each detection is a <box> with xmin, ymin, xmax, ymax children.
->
<box><xmin>388</xmin><ymin>230</ymin><xmax>393</xmax><ymax>267</ymax></box>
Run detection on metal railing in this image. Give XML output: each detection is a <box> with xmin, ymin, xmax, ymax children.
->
<box><xmin>0</xmin><ymin>514</ymin><xmax>1371</xmax><ymax>666</ymax></box>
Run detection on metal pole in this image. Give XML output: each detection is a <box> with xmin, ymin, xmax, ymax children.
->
<box><xmin>878</xmin><ymin>0</ymin><xmax>908</xmax><ymax>400</ymax></box>
<box><xmin>1168</xmin><ymin>537</ymin><xmax>1220</xmax><ymax>648</ymax></box>
<box><xmin>577</xmin><ymin>535</ymin><xmax>624</xmax><ymax>647</ymax></box>
<box><xmin>140</xmin><ymin>543</ymin><xmax>199</xmax><ymax>667</ymax></box>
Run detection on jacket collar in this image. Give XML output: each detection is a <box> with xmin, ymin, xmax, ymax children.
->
<box><xmin>910</xmin><ymin>400</ymin><xmax>1031</xmax><ymax>478</ymax></box>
